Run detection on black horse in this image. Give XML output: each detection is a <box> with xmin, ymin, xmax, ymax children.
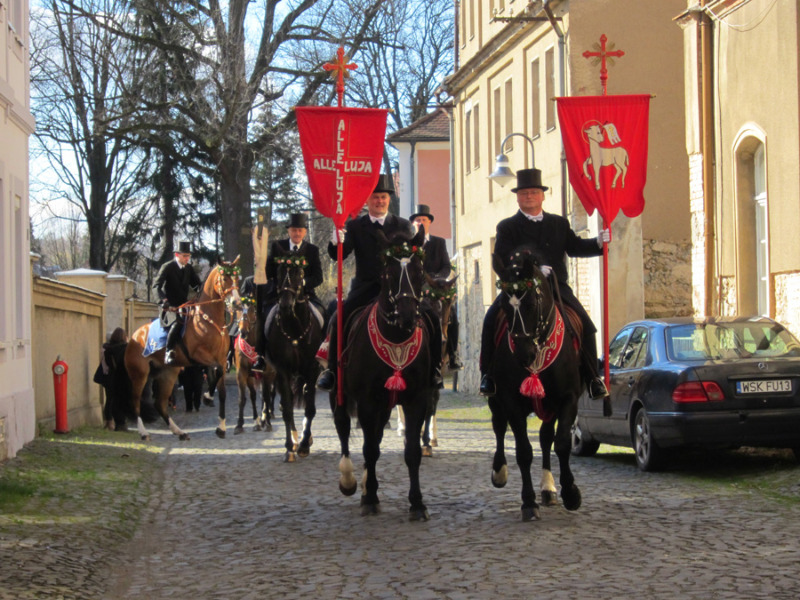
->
<box><xmin>265</xmin><ymin>248</ymin><xmax>325</xmax><ymax>462</ymax></box>
<box><xmin>397</xmin><ymin>275</ymin><xmax>457</xmax><ymax>456</ymax></box>
<box><xmin>488</xmin><ymin>247</ymin><xmax>584</xmax><ymax>521</ymax></box>
<box><xmin>332</xmin><ymin>226</ymin><xmax>433</xmax><ymax>520</ymax></box>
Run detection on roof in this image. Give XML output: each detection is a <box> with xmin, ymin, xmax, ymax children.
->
<box><xmin>386</xmin><ymin>107</ymin><xmax>452</xmax><ymax>143</ymax></box>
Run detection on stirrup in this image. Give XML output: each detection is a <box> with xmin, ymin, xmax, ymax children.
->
<box><xmin>589</xmin><ymin>377</ymin><xmax>609</xmax><ymax>400</ymax></box>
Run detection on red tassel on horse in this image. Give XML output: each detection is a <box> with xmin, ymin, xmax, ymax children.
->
<box><xmin>520</xmin><ymin>372</ymin><xmax>545</xmax><ymax>400</ymax></box>
<box><xmin>385</xmin><ymin>370</ymin><xmax>407</xmax><ymax>391</ymax></box>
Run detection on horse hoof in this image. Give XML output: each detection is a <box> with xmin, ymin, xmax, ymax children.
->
<box><xmin>431</xmin><ymin>439</ymin><xmax>438</xmax><ymax>448</ymax></box>
<box><xmin>252</xmin><ymin>423</ymin><xmax>262</xmax><ymax>432</ymax></box>
<box><xmin>339</xmin><ymin>481</ymin><xmax>357</xmax><ymax>496</ymax></box>
<box><xmin>265</xmin><ymin>424</ymin><xmax>273</xmax><ymax>432</ymax></box>
<box><xmin>521</xmin><ymin>506</ymin><xmax>541</xmax><ymax>522</ymax></box>
<box><xmin>541</xmin><ymin>490</ymin><xmax>558</xmax><ymax>506</ymax></box>
<box><xmin>360</xmin><ymin>503</ymin><xmax>380</xmax><ymax>516</ymax></box>
<box><xmin>491</xmin><ymin>465</ymin><xmax>508</xmax><ymax>488</ymax></box>
<box><xmin>422</xmin><ymin>445</ymin><xmax>433</xmax><ymax>458</ymax></box>
<box><xmin>409</xmin><ymin>508</ymin><xmax>430</xmax><ymax>522</ymax></box>
<box><xmin>215</xmin><ymin>428</ymin><xmax>225</xmax><ymax>439</ymax></box>
<box><xmin>178</xmin><ymin>433</ymin><xmax>190</xmax><ymax>441</ymax></box>
<box><xmin>284</xmin><ymin>451</ymin><xmax>296</xmax><ymax>463</ymax></box>
<box><xmin>562</xmin><ymin>486</ymin><xmax>582</xmax><ymax>511</ymax></box>
<box><xmin>234</xmin><ymin>426</ymin><xmax>244</xmax><ymax>435</ymax></box>
<box><xmin>297</xmin><ymin>446</ymin><xmax>310</xmax><ymax>458</ymax></box>
<box><xmin>140</xmin><ymin>434</ymin><xmax>150</xmax><ymax>442</ymax></box>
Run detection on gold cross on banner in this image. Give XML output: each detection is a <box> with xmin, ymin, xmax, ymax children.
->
<box><xmin>323</xmin><ymin>47</ymin><xmax>357</xmax><ymax>107</ymax></box>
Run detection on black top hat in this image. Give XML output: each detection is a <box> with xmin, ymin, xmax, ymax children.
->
<box><xmin>373</xmin><ymin>174</ymin><xmax>395</xmax><ymax>195</ymax></box>
<box><xmin>409</xmin><ymin>204</ymin><xmax>435</xmax><ymax>222</ymax></box>
<box><xmin>177</xmin><ymin>241</ymin><xmax>192</xmax><ymax>254</ymax></box>
<box><xmin>287</xmin><ymin>213</ymin><xmax>309</xmax><ymax>229</ymax></box>
<box><xmin>511</xmin><ymin>168</ymin><xmax>549</xmax><ymax>193</ymax></box>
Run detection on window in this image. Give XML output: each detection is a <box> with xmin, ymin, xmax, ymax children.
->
<box><xmin>10</xmin><ymin>0</ymin><xmax>23</xmax><ymax>36</ymax></box>
<box><xmin>493</xmin><ymin>87</ymin><xmax>501</xmax><ymax>155</ymax></box>
<box><xmin>473</xmin><ymin>104</ymin><xmax>480</xmax><ymax>169</ymax></box>
<box><xmin>465</xmin><ymin>109</ymin><xmax>472</xmax><ymax>173</ymax></box>
<box><xmin>469</xmin><ymin>0</ymin><xmax>475</xmax><ymax>39</ymax></box>
<box><xmin>504</xmin><ymin>79</ymin><xmax>513</xmax><ymax>149</ymax></box>
<box><xmin>530</xmin><ymin>58</ymin><xmax>540</xmax><ymax>138</ymax></box>
<box><xmin>753</xmin><ymin>145</ymin><xmax>768</xmax><ymax>315</ymax></box>
<box><xmin>620</xmin><ymin>327</ymin><xmax>649</xmax><ymax>369</ymax></box>
<box><xmin>608</xmin><ymin>328</ymin><xmax>633</xmax><ymax>368</ymax></box>
<box><xmin>545</xmin><ymin>48</ymin><xmax>555</xmax><ymax>130</ymax></box>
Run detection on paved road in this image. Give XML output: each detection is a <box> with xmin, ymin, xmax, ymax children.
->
<box><xmin>94</xmin><ymin>379</ymin><xmax>800</xmax><ymax>600</ymax></box>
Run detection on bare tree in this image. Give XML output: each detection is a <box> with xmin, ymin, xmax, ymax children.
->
<box><xmin>63</xmin><ymin>0</ymin><xmax>386</xmax><ymax>273</ymax></box>
<box><xmin>346</xmin><ymin>0</ymin><xmax>454</xmax><ymax>132</ymax></box>
<box><xmin>30</xmin><ymin>0</ymin><xmax>158</xmax><ymax>272</ymax></box>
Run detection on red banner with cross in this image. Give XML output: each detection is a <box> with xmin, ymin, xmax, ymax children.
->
<box><xmin>556</xmin><ymin>94</ymin><xmax>650</xmax><ymax>224</ymax></box>
<box><xmin>295</xmin><ymin>106</ymin><xmax>389</xmax><ymax>229</ymax></box>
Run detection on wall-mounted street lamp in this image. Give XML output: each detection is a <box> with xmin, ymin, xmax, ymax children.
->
<box><xmin>488</xmin><ymin>132</ymin><xmax>536</xmax><ymax>187</ymax></box>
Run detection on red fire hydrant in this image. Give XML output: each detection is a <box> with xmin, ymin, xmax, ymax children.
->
<box><xmin>53</xmin><ymin>355</ymin><xmax>69</xmax><ymax>434</ymax></box>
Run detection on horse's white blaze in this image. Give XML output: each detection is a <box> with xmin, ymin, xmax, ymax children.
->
<box><xmin>136</xmin><ymin>417</ymin><xmax>149</xmax><ymax>438</ymax></box>
<box><xmin>167</xmin><ymin>417</ymin><xmax>184</xmax><ymax>436</ymax></box>
<box><xmin>218</xmin><ymin>417</ymin><xmax>226</xmax><ymax>432</ymax></box>
<box><xmin>339</xmin><ymin>455</ymin><xmax>356</xmax><ymax>489</ymax></box>
<box><xmin>541</xmin><ymin>469</ymin><xmax>556</xmax><ymax>493</ymax></box>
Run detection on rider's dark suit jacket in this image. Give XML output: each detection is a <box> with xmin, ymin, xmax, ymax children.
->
<box><xmin>154</xmin><ymin>259</ymin><xmax>202</xmax><ymax>307</ymax></box>
<box><xmin>494</xmin><ymin>211</ymin><xmax>601</xmax><ymax>288</ymax></box>
<box><xmin>266</xmin><ymin>238</ymin><xmax>323</xmax><ymax>298</ymax></box>
<box><xmin>328</xmin><ymin>213</ymin><xmax>414</xmax><ymax>307</ymax></box>
<box><xmin>422</xmin><ymin>234</ymin><xmax>451</xmax><ymax>279</ymax></box>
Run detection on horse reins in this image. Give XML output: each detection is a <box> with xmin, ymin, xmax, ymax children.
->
<box><xmin>383</xmin><ymin>256</ymin><xmax>421</xmax><ymax>326</ymax></box>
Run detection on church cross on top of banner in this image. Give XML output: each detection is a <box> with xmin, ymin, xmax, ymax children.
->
<box><xmin>582</xmin><ymin>34</ymin><xmax>624</xmax><ymax>96</ymax></box>
<box><xmin>323</xmin><ymin>47</ymin><xmax>357</xmax><ymax>107</ymax></box>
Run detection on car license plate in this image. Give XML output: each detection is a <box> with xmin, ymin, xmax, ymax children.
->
<box><xmin>736</xmin><ymin>379</ymin><xmax>792</xmax><ymax>394</ymax></box>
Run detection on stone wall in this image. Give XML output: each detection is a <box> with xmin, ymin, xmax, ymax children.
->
<box><xmin>643</xmin><ymin>239</ymin><xmax>692</xmax><ymax>318</ymax></box>
<box><xmin>774</xmin><ymin>271</ymin><xmax>800</xmax><ymax>339</ymax></box>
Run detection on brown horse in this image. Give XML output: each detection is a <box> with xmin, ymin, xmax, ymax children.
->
<box><xmin>232</xmin><ymin>299</ymin><xmax>276</xmax><ymax>434</ymax></box>
<box><xmin>124</xmin><ymin>258</ymin><xmax>242</xmax><ymax>440</ymax></box>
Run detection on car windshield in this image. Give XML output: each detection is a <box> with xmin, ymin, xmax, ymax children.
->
<box><xmin>667</xmin><ymin>321</ymin><xmax>800</xmax><ymax>360</ymax></box>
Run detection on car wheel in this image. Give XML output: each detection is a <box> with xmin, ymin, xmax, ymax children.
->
<box><xmin>633</xmin><ymin>408</ymin><xmax>663</xmax><ymax>471</ymax></box>
<box><xmin>571</xmin><ymin>421</ymin><xmax>600</xmax><ymax>457</ymax></box>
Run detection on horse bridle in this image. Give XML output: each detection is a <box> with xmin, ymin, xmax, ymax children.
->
<box><xmin>503</xmin><ymin>277</ymin><xmax>555</xmax><ymax>349</ymax></box>
<box><xmin>381</xmin><ymin>256</ymin><xmax>421</xmax><ymax>326</ymax></box>
<box><xmin>275</xmin><ymin>264</ymin><xmax>313</xmax><ymax>346</ymax></box>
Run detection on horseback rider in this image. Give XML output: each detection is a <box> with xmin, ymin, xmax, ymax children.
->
<box><xmin>409</xmin><ymin>204</ymin><xmax>463</xmax><ymax>371</ymax></box>
<box><xmin>316</xmin><ymin>174</ymin><xmax>444</xmax><ymax>392</ymax></box>
<box><xmin>155</xmin><ymin>241</ymin><xmax>202</xmax><ymax>366</ymax></box>
<box><xmin>251</xmin><ymin>212</ymin><xmax>324</xmax><ymax>372</ymax></box>
<box><xmin>479</xmin><ymin>168</ymin><xmax>610</xmax><ymax>400</ymax></box>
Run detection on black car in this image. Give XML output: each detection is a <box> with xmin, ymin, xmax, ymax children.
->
<box><xmin>571</xmin><ymin>316</ymin><xmax>800</xmax><ymax>471</ymax></box>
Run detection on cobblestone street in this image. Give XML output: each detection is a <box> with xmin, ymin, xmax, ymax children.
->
<box><xmin>4</xmin><ymin>381</ymin><xmax>800</xmax><ymax>599</ymax></box>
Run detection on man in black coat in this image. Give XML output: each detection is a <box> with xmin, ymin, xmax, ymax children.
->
<box><xmin>479</xmin><ymin>168</ymin><xmax>610</xmax><ymax>399</ymax></box>
<box><xmin>251</xmin><ymin>213</ymin><xmax>324</xmax><ymax>371</ymax></box>
<box><xmin>410</xmin><ymin>204</ymin><xmax>462</xmax><ymax>370</ymax></box>
<box><xmin>316</xmin><ymin>175</ymin><xmax>443</xmax><ymax>391</ymax></box>
<box><xmin>154</xmin><ymin>241</ymin><xmax>202</xmax><ymax>365</ymax></box>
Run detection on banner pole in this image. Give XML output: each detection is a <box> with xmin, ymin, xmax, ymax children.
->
<box><xmin>336</xmin><ymin>237</ymin><xmax>344</xmax><ymax>406</ymax></box>
<box><xmin>602</xmin><ymin>220</ymin><xmax>610</xmax><ymax>389</ymax></box>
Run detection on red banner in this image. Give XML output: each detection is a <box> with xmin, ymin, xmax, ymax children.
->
<box><xmin>556</xmin><ymin>95</ymin><xmax>650</xmax><ymax>224</ymax></box>
<box><xmin>295</xmin><ymin>107</ymin><xmax>389</xmax><ymax>228</ymax></box>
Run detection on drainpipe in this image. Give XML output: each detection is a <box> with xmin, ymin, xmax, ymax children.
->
<box><xmin>409</xmin><ymin>140</ymin><xmax>417</xmax><ymax>211</ymax></box>
<box><xmin>699</xmin><ymin>5</ymin><xmax>716</xmax><ymax>316</ymax></box>
<box><xmin>543</xmin><ymin>0</ymin><xmax>569</xmax><ymax>219</ymax></box>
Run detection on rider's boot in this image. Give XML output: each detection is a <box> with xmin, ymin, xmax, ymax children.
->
<box><xmin>480</xmin><ymin>373</ymin><xmax>496</xmax><ymax>397</ymax></box>
<box><xmin>316</xmin><ymin>368</ymin><xmax>335</xmax><ymax>392</ymax></box>
<box><xmin>164</xmin><ymin>322</ymin><xmax>181</xmax><ymax>365</ymax></box>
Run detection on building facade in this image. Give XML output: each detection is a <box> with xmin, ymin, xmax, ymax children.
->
<box><xmin>676</xmin><ymin>0</ymin><xmax>800</xmax><ymax>336</ymax></box>
<box><xmin>445</xmin><ymin>0</ymin><xmax>691</xmax><ymax>392</ymax></box>
<box><xmin>387</xmin><ymin>107</ymin><xmax>455</xmax><ymax>250</ymax></box>
<box><xmin>1</xmin><ymin>0</ymin><xmax>35</xmax><ymax>459</ymax></box>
